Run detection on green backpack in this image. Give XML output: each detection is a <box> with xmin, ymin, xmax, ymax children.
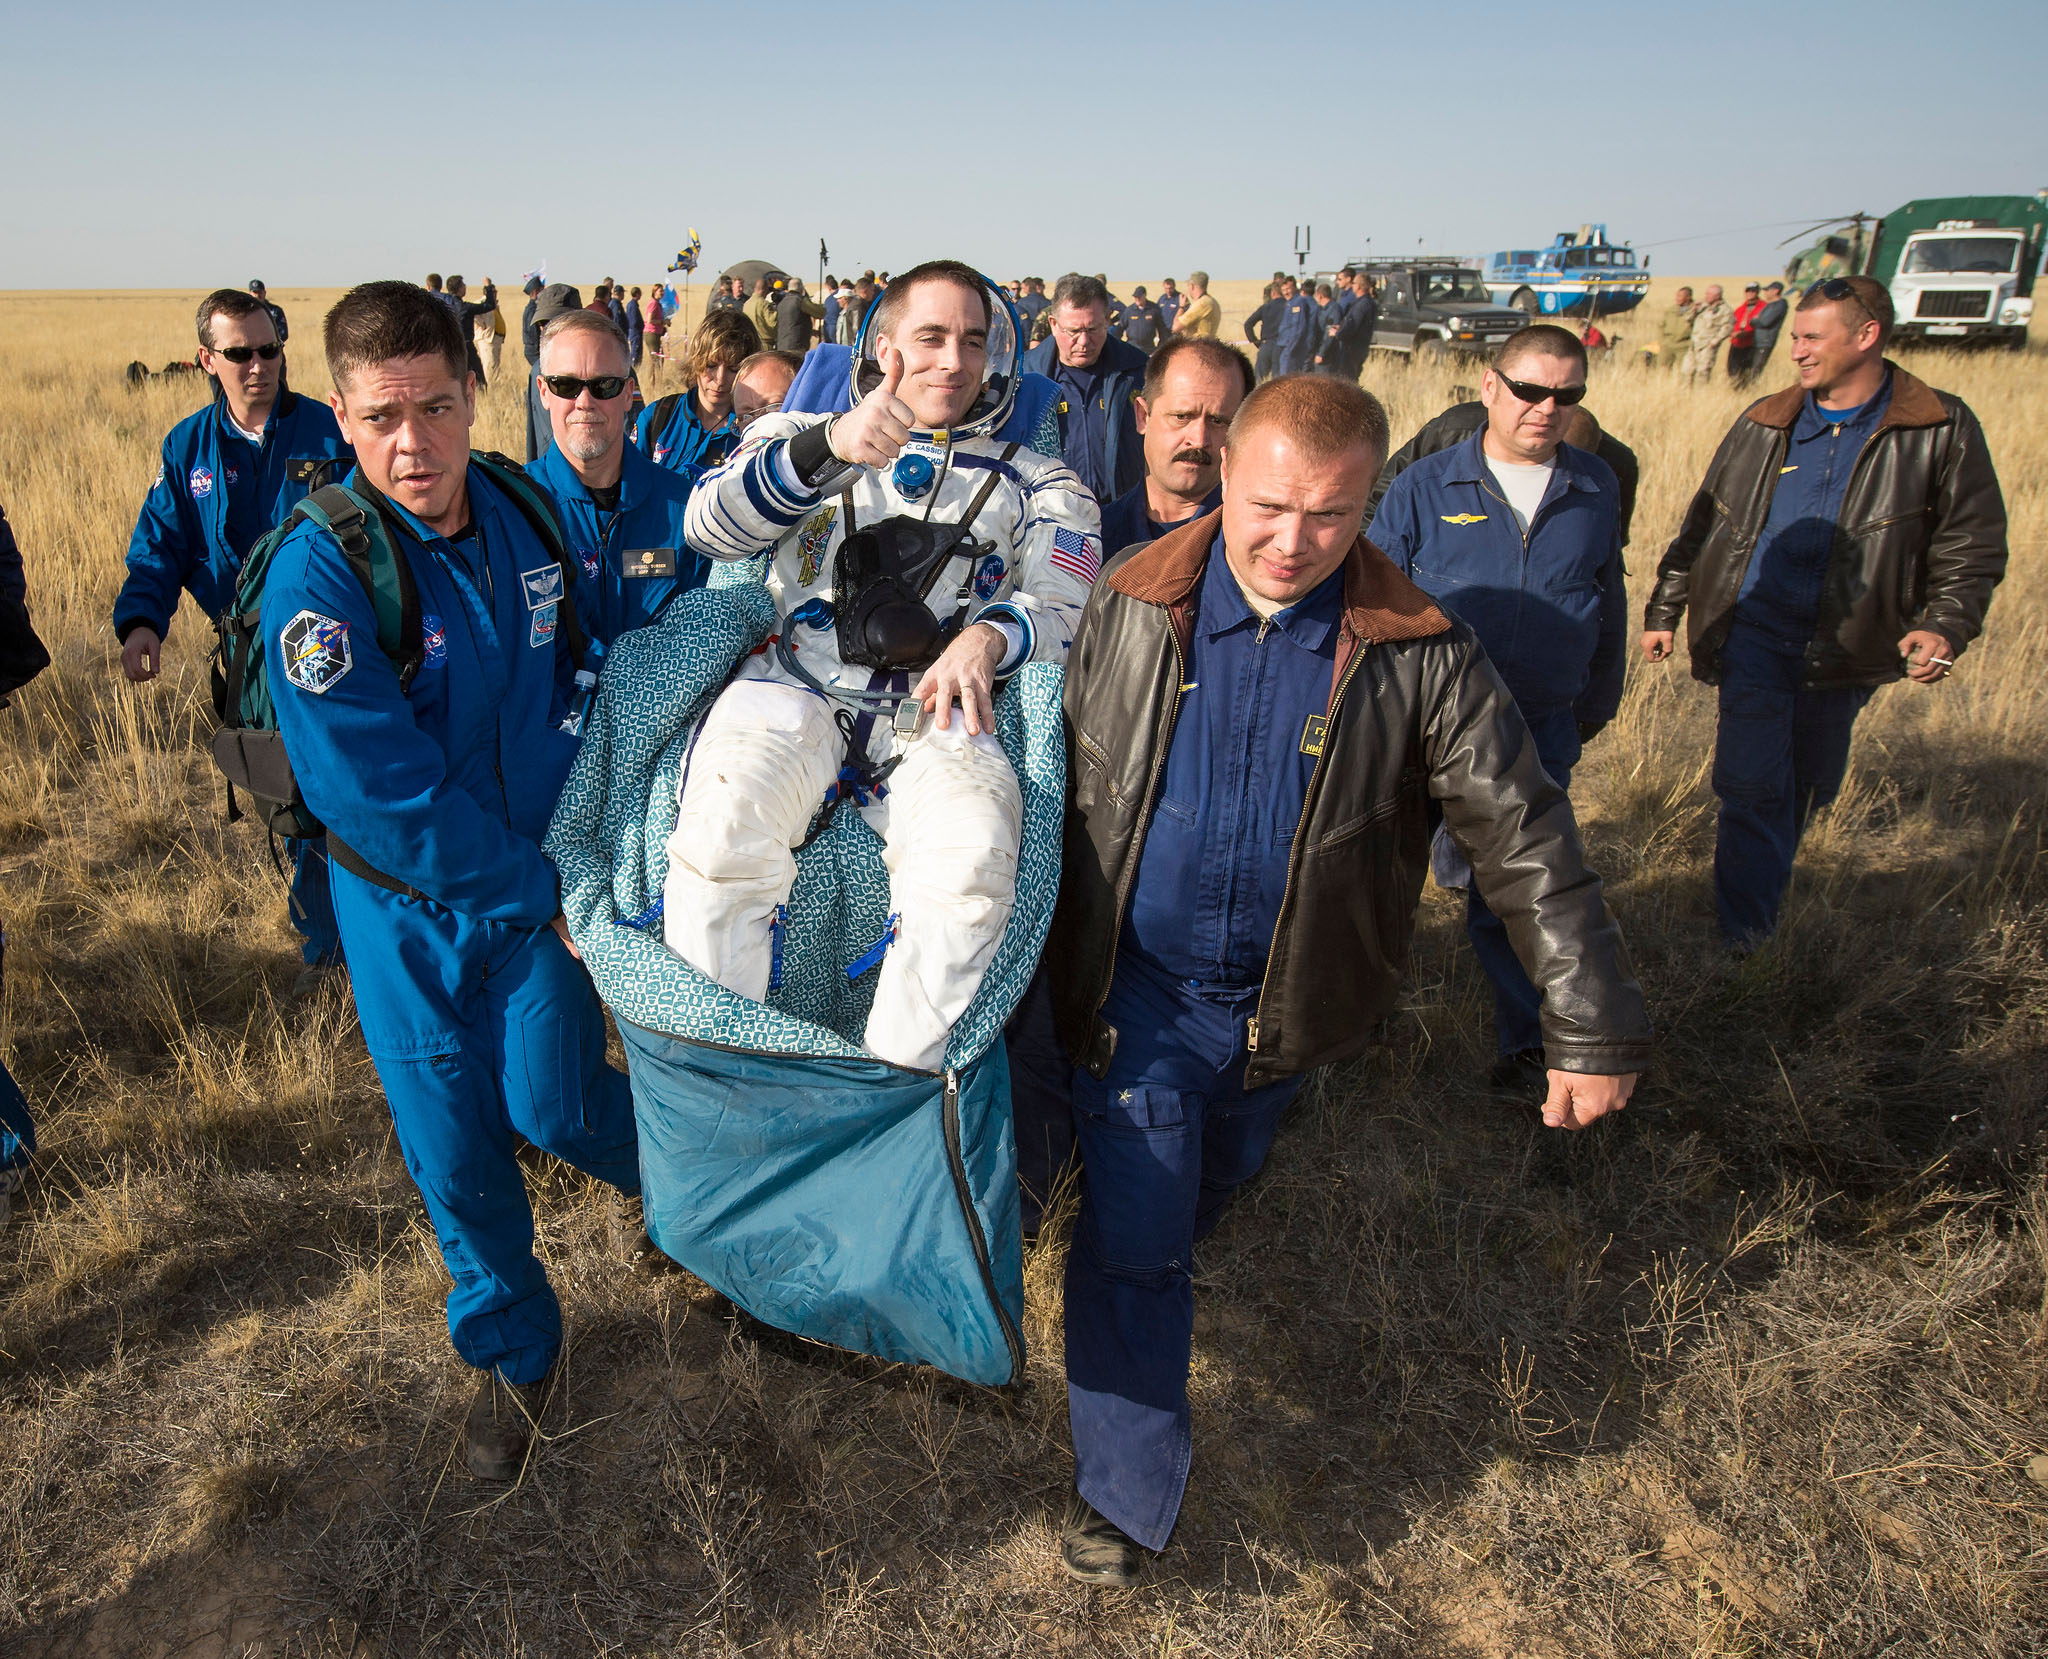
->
<box><xmin>209</xmin><ymin>451</ymin><xmax>586</xmax><ymax>847</ymax></box>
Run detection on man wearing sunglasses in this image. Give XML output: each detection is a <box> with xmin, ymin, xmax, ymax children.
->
<box><xmin>527</xmin><ymin>309</ymin><xmax>707</xmax><ymax>650</ymax></box>
<box><xmin>1367</xmin><ymin>324</ymin><xmax>1627</xmax><ymax>1096</ymax></box>
<box><xmin>114</xmin><ymin>286</ymin><xmax>354</xmax><ymax>979</ymax></box>
<box><xmin>1643</xmin><ymin>274</ymin><xmax>2008</xmax><ymax>950</ymax></box>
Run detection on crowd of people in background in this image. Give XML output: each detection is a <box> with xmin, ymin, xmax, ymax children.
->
<box><xmin>0</xmin><ymin>250</ymin><xmax>2008</xmax><ymax>1589</ymax></box>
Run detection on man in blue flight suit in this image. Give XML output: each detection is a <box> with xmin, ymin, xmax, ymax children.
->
<box><xmin>1097</xmin><ymin>337</ymin><xmax>1252</xmax><ymax>558</ymax></box>
<box><xmin>114</xmin><ymin>287</ymin><xmax>354</xmax><ymax>983</ymax></box>
<box><xmin>1270</xmin><ymin>277</ymin><xmax>1320</xmax><ymax>377</ymax></box>
<box><xmin>526</xmin><ymin>309</ymin><xmax>708</xmax><ymax>649</ymax></box>
<box><xmin>1243</xmin><ymin>281</ymin><xmax>1283</xmax><ymax>382</ymax></box>
<box><xmin>264</xmin><ymin>281</ymin><xmax>640</xmax><ymax>1481</ymax></box>
<box><xmin>1022</xmin><ymin>272</ymin><xmax>1149</xmax><ymax>507</ymax></box>
<box><xmin>1367</xmin><ymin>325</ymin><xmax>1626</xmax><ymax>1094</ymax></box>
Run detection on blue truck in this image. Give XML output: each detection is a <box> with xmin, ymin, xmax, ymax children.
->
<box><xmin>1482</xmin><ymin>225</ymin><xmax>1651</xmax><ymax>318</ymax></box>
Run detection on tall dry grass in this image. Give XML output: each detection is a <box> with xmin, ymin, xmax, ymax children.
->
<box><xmin>0</xmin><ymin>287</ymin><xmax>2045</xmax><ymax>1657</ymax></box>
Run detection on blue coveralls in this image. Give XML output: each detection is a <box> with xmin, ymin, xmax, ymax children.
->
<box><xmin>526</xmin><ymin>440</ymin><xmax>709</xmax><ymax>650</ymax></box>
<box><xmin>1713</xmin><ymin>377</ymin><xmax>1892</xmax><ymax>946</ymax></box>
<box><xmin>265</xmin><ymin>464</ymin><xmax>639</xmax><ymax>1384</ymax></box>
<box><xmin>1099</xmin><ymin>483</ymin><xmax>1223</xmax><ymax>559</ymax></box>
<box><xmin>115</xmin><ymin>389</ymin><xmax>353</xmax><ymax>965</ymax></box>
<box><xmin>1272</xmin><ymin>292</ymin><xmax>1320</xmax><ymax>376</ymax></box>
<box><xmin>1065</xmin><ymin>539</ymin><xmax>1341</xmax><ymax>1551</ymax></box>
<box><xmin>1367</xmin><ymin>429</ymin><xmax>1625</xmax><ymax>1055</ymax></box>
<box><xmin>633</xmin><ymin>391</ymin><xmax>741</xmax><ymax>477</ymax></box>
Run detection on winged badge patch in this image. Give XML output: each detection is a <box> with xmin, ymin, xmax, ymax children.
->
<box><xmin>796</xmin><ymin>505</ymin><xmax>837</xmax><ymax>587</ymax></box>
<box><xmin>1440</xmin><ymin>513</ymin><xmax>1488</xmax><ymax>525</ymax></box>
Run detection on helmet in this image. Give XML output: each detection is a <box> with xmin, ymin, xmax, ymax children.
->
<box><xmin>847</xmin><ymin>267</ymin><xmax>1020</xmax><ymax>443</ymax></box>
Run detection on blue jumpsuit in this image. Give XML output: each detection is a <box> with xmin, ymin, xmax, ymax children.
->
<box><xmin>525</xmin><ymin>440</ymin><xmax>708</xmax><ymax>649</ymax></box>
<box><xmin>1367</xmin><ymin>429</ymin><xmax>1626</xmax><ymax>1054</ymax></box>
<box><xmin>1272</xmin><ymin>293</ymin><xmax>1320</xmax><ymax>377</ymax></box>
<box><xmin>633</xmin><ymin>391</ymin><xmax>741</xmax><ymax>477</ymax></box>
<box><xmin>265</xmin><ymin>464</ymin><xmax>639</xmax><ymax>1385</ymax></box>
<box><xmin>1065</xmin><ymin>541</ymin><xmax>1341</xmax><ymax>1550</ymax></box>
<box><xmin>115</xmin><ymin>389</ymin><xmax>354</xmax><ymax>965</ymax></box>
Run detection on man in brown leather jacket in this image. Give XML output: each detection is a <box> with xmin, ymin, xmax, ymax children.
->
<box><xmin>1046</xmin><ymin>374</ymin><xmax>1650</xmax><ymax>1586</ymax></box>
<box><xmin>1642</xmin><ymin>275</ymin><xmax>2007</xmax><ymax>947</ymax></box>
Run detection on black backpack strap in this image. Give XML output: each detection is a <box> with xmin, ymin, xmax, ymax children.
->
<box><xmin>326</xmin><ymin>833</ymin><xmax>423</xmax><ymax>901</ymax></box>
<box><xmin>635</xmin><ymin>393</ymin><xmax>685</xmax><ymax>461</ymax></box>
<box><xmin>321</xmin><ymin>484</ymin><xmax>426</xmax><ymax>692</ymax></box>
<box><xmin>939</xmin><ymin>443</ymin><xmax>1022</xmax><ymax>639</ymax></box>
<box><xmin>471</xmin><ymin>451</ymin><xmax>588</xmax><ymax>672</ymax></box>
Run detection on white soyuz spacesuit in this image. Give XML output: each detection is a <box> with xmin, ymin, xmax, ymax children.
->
<box><xmin>669</xmin><ymin>273</ymin><xmax>1100</xmax><ymax>1071</ymax></box>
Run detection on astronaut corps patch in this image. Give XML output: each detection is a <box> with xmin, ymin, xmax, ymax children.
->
<box><xmin>188</xmin><ymin>466</ymin><xmax>214</xmax><ymax>500</ymax></box>
<box><xmin>530</xmin><ymin>603</ymin><xmax>558</xmax><ymax>649</ymax></box>
<box><xmin>795</xmin><ymin>505</ymin><xmax>836</xmax><ymax>587</ymax></box>
<box><xmin>1439</xmin><ymin>513</ymin><xmax>1488</xmax><ymax>525</ymax></box>
<box><xmin>521</xmin><ymin>564</ymin><xmax>564</xmax><ymax>611</ymax></box>
<box><xmin>973</xmin><ymin>553</ymin><xmax>1008</xmax><ymax>599</ymax></box>
<box><xmin>280</xmin><ymin>610</ymin><xmax>353</xmax><ymax>695</ymax></box>
<box><xmin>421</xmin><ymin>613</ymin><xmax>447</xmax><ymax>669</ymax></box>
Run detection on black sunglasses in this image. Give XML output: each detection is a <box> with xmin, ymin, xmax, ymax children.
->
<box><xmin>1493</xmin><ymin>367</ymin><xmax>1587</xmax><ymax>408</ymax></box>
<box><xmin>215</xmin><ymin>343</ymin><xmax>282</xmax><ymax>364</ymax></box>
<box><xmin>541</xmin><ymin>373</ymin><xmax>629</xmax><ymax>400</ymax></box>
<box><xmin>1813</xmin><ymin>276</ymin><xmax>1877</xmax><ymax>328</ymax></box>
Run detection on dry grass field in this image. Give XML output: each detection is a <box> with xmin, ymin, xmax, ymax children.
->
<box><xmin>1</xmin><ymin>278</ymin><xmax>2045</xmax><ymax>1657</ymax></box>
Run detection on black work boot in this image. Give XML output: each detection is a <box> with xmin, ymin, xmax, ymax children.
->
<box><xmin>1060</xmin><ymin>1491</ymin><xmax>1147</xmax><ymax>1586</ymax></box>
<box><xmin>612</xmin><ymin>1191</ymin><xmax>679</xmax><ymax>1276</ymax></box>
<box><xmin>464</xmin><ymin>1365</ymin><xmax>555</xmax><ymax>1481</ymax></box>
<box><xmin>1486</xmin><ymin>1046</ymin><xmax>1548</xmax><ymax>1099</ymax></box>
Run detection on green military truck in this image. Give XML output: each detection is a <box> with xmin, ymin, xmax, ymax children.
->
<box><xmin>1784</xmin><ymin>194</ymin><xmax>2046</xmax><ymax>349</ymax></box>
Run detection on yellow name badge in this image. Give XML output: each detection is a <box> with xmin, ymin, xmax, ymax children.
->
<box><xmin>1440</xmin><ymin>513</ymin><xmax>1488</xmax><ymax>525</ymax></box>
<box><xmin>623</xmin><ymin>547</ymin><xmax>676</xmax><ymax>578</ymax></box>
<box><xmin>1300</xmin><ymin>714</ymin><xmax>1328</xmax><ymax>757</ymax></box>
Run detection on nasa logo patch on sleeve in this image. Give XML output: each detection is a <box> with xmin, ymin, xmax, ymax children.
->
<box><xmin>280</xmin><ymin>610</ymin><xmax>353</xmax><ymax>695</ymax></box>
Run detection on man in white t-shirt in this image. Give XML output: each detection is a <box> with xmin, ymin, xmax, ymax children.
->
<box><xmin>1365</xmin><ymin>323</ymin><xmax>1628</xmax><ymax>1095</ymax></box>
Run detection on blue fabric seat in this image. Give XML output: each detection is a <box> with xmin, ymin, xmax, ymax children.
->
<box><xmin>545</xmin><ymin>583</ymin><xmax>1063</xmax><ymax>1385</ymax></box>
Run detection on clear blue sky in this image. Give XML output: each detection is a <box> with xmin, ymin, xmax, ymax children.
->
<box><xmin>3</xmin><ymin>0</ymin><xmax>2043</xmax><ymax>289</ymax></box>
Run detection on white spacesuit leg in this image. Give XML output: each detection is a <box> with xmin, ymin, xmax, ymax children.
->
<box><xmin>663</xmin><ymin>678</ymin><xmax>844</xmax><ymax>1000</ymax></box>
<box><xmin>861</xmin><ymin>719</ymin><xmax>1023</xmax><ymax>1072</ymax></box>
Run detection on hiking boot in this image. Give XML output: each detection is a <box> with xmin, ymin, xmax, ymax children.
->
<box><xmin>1486</xmin><ymin>1047</ymin><xmax>1549</xmax><ymax>1099</ymax></box>
<box><xmin>292</xmin><ymin>963</ymin><xmax>346</xmax><ymax>999</ymax></box>
<box><xmin>463</xmin><ymin>1365</ymin><xmax>555</xmax><ymax>1481</ymax></box>
<box><xmin>1060</xmin><ymin>1492</ymin><xmax>1146</xmax><ymax>1586</ymax></box>
<box><xmin>612</xmin><ymin>1192</ymin><xmax>679</xmax><ymax>1276</ymax></box>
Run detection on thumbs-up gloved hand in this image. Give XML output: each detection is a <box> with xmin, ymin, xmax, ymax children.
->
<box><xmin>828</xmin><ymin>352</ymin><xmax>916</xmax><ymax>470</ymax></box>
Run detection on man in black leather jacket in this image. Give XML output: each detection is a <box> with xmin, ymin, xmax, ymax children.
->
<box><xmin>1641</xmin><ymin>275</ymin><xmax>2007</xmax><ymax>947</ymax></box>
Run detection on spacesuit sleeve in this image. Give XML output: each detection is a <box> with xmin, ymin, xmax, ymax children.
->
<box><xmin>264</xmin><ymin>525</ymin><xmax>564</xmax><ymax>927</ymax></box>
<box><xmin>977</xmin><ymin>454</ymin><xmax>1101</xmax><ymax>672</ymax></box>
<box><xmin>112</xmin><ymin>432</ymin><xmax>198</xmax><ymax>642</ymax></box>
<box><xmin>681</xmin><ymin>412</ymin><xmax>822</xmax><ymax>562</ymax></box>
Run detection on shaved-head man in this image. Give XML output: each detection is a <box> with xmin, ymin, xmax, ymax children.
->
<box><xmin>1047</xmin><ymin>372</ymin><xmax>1647</xmax><ymax>1584</ymax></box>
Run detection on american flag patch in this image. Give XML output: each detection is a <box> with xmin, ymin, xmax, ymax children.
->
<box><xmin>1049</xmin><ymin>526</ymin><xmax>1101</xmax><ymax>585</ymax></box>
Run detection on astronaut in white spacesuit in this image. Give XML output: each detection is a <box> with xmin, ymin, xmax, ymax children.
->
<box><xmin>670</xmin><ymin>260</ymin><xmax>1102</xmax><ymax>1071</ymax></box>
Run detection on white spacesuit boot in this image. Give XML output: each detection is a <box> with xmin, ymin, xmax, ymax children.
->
<box><xmin>860</xmin><ymin>718</ymin><xmax>1023</xmax><ymax>1073</ymax></box>
<box><xmin>663</xmin><ymin>678</ymin><xmax>843</xmax><ymax>999</ymax></box>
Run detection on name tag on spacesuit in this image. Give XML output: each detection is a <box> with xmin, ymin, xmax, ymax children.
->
<box><xmin>622</xmin><ymin>547</ymin><xmax>676</xmax><ymax>579</ymax></box>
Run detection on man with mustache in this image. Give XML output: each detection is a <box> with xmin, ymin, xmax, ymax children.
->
<box><xmin>1099</xmin><ymin>337</ymin><xmax>1256</xmax><ymax>559</ymax></box>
